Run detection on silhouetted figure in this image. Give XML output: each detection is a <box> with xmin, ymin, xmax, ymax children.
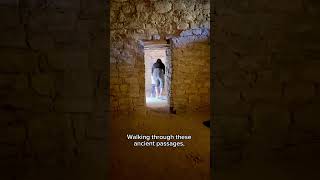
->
<box><xmin>152</xmin><ymin>59</ymin><xmax>165</xmax><ymax>98</ymax></box>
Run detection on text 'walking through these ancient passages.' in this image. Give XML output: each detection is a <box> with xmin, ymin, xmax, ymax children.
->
<box><xmin>126</xmin><ymin>134</ymin><xmax>192</xmax><ymax>148</ymax></box>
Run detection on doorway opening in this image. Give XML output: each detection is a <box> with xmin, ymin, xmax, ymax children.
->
<box><xmin>142</xmin><ymin>40</ymin><xmax>171</xmax><ymax>111</ymax></box>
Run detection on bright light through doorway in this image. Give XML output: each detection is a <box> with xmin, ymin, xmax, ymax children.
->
<box><xmin>143</xmin><ymin>40</ymin><xmax>171</xmax><ymax>111</ymax></box>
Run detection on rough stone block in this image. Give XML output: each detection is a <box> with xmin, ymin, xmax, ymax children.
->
<box><xmin>129</xmin><ymin>88</ymin><xmax>140</xmax><ymax>97</ymax></box>
<box><xmin>189</xmin><ymin>94</ymin><xmax>201</xmax><ymax>105</ymax></box>
<box><xmin>200</xmin><ymin>94</ymin><xmax>210</xmax><ymax>105</ymax></box>
<box><xmin>294</xmin><ymin>103</ymin><xmax>320</xmax><ymax>133</ymax></box>
<box><xmin>120</xmin><ymin>84</ymin><xmax>129</xmax><ymax>93</ymax></box>
<box><xmin>175</xmin><ymin>97</ymin><xmax>188</xmax><ymax>105</ymax></box>
<box><xmin>284</xmin><ymin>83</ymin><xmax>314</xmax><ymax>102</ymax></box>
<box><xmin>216</xmin><ymin>116</ymin><xmax>249</xmax><ymax>143</ymax></box>
<box><xmin>301</xmin><ymin>62</ymin><xmax>320</xmax><ymax>83</ymax></box>
<box><xmin>29</xmin><ymin>33</ymin><xmax>55</xmax><ymax>51</ymax></box>
<box><xmin>192</xmin><ymin>28</ymin><xmax>202</xmax><ymax>35</ymax></box>
<box><xmin>3</xmin><ymin>91</ymin><xmax>52</xmax><ymax>112</ymax></box>
<box><xmin>0</xmin><ymin>126</ymin><xmax>25</xmax><ymax>144</ymax></box>
<box><xmin>118</xmin><ymin>97</ymin><xmax>131</xmax><ymax>106</ymax></box>
<box><xmin>214</xmin><ymin>100</ymin><xmax>250</xmax><ymax>116</ymax></box>
<box><xmin>54</xmin><ymin>97</ymin><xmax>94</xmax><ymax>113</ymax></box>
<box><xmin>0</xmin><ymin>74</ymin><xmax>27</xmax><ymax>93</ymax></box>
<box><xmin>0</xmin><ymin>0</ymin><xmax>18</xmax><ymax>6</ymax></box>
<box><xmin>0</xmin><ymin>27</ymin><xmax>26</xmax><ymax>48</ymax></box>
<box><xmin>180</xmin><ymin>30</ymin><xmax>193</xmax><ymax>37</ymax></box>
<box><xmin>88</xmin><ymin>50</ymin><xmax>107</xmax><ymax>71</ymax></box>
<box><xmin>199</xmin><ymin>87</ymin><xmax>209</xmax><ymax>94</ymax></box>
<box><xmin>31</xmin><ymin>73</ymin><xmax>55</xmax><ymax>96</ymax></box>
<box><xmin>48</xmin><ymin>51</ymin><xmax>89</xmax><ymax>70</ymax></box>
<box><xmin>55</xmin><ymin>71</ymin><xmax>94</xmax><ymax>97</ymax></box>
<box><xmin>173</xmin><ymin>1</ymin><xmax>186</xmax><ymax>10</ymax></box>
<box><xmin>86</xmin><ymin>117</ymin><xmax>107</xmax><ymax>139</ymax></box>
<box><xmin>48</xmin><ymin>0</ymin><xmax>81</xmax><ymax>10</ymax></box>
<box><xmin>214</xmin><ymin>83</ymin><xmax>241</xmax><ymax>105</ymax></box>
<box><xmin>121</xmin><ymin>2</ymin><xmax>135</xmax><ymax>14</ymax></box>
<box><xmin>110</xmin><ymin>77</ymin><xmax>120</xmax><ymax>85</ymax></box>
<box><xmin>252</xmin><ymin>104</ymin><xmax>290</xmax><ymax>146</ymax></box>
<box><xmin>110</xmin><ymin>85</ymin><xmax>120</xmax><ymax>96</ymax></box>
<box><xmin>47</xmin><ymin>11</ymin><xmax>77</xmax><ymax>31</ymax></box>
<box><xmin>0</xmin><ymin>7</ymin><xmax>20</xmax><ymax>28</ymax></box>
<box><xmin>177</xmin><ymin>22</ymin><xmax>189</xmax><ymax>30</ymax></box>
<box><xmin>0</xmin><ymin>50</ymin><xmax>38</xmax><ymax>73</ymax></box>
<box><xmin>175</xmin><ymin>89</ymin><xmax>186</xmax><ymax>96</ymax></box>
<box><xmin>243</xmin><ymin>82</ymin><xmax>282</xmax><ymax>102</ymax></box>
<box><xmin>154</xmin><ymin>1</ymin><xmax>172</xmax><ymax>13</ymax></box>
<box><xmin>28</xmin><ymin>112</ymin><xmax>70</xmax><ymax>139</ymax></box>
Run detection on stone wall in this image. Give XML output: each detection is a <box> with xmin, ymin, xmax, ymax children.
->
<box><xmin>110</xmin><ymin>0</ymin><xmax>210</xmax><ymax>113</ymax></box>
<box><xmin>213</xmin><ymin>0</ymin><xmax>320</xmax><ymax>177</ymax></box>
<box><xmin>171</xmin><ymin>29</ymin><xmax>210</xmax><ymax>113</ymax></box>
<box><xmin>0</xmin><ymin>1</ymin><xmax>108</xmax><ymax>180</ymax></box>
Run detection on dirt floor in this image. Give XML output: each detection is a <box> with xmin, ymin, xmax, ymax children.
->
<box><xmin>109</xmin><ymin>109</ymin><xmax>210</xmax><ymax>180</ymax></box>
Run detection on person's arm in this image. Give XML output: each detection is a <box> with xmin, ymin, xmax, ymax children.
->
<box><xmin>151</xmin><ymin>64</ymin><xmax>154</xmax><ymax>75</ymax></box>
<box><xmin>162</xmin><ymin>64</ymin><xmax>165</xmax><ymax>75</ymax></box>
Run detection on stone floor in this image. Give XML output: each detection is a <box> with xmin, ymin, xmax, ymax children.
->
<box><xmin>109</xmin><ymin>110</ymin><xmax>210</xmax><ymax>180</ymax></box>
<box><xmin>146</xmin><ymin>96</ymin><xmax>167</xmax><ymax>107</ymax></box>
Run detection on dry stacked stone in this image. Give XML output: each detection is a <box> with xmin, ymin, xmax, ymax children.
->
<box><xmin>0</xmin><ymin>0</ymin><xmax>108</xmax><ymax>179</ymax></box>
<box><xmin>111</xmin><ymin>0</ymin><xmax>210</xmax><ymax>113</ymax></box>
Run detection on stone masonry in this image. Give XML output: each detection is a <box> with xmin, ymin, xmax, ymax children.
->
<box><xmin>212</xmin><ymin>0</ymin><xmax>320</xmax><ymax>178</ymax></box>
<box><xmin>0</xmin><ymin>1</ymin><xmax>108</xmax><ymax>180</ymax></box>
<box><xmin>111</xmin><ymin>0</ymin><xmax>210</xmax><ymax>113</ymax></box>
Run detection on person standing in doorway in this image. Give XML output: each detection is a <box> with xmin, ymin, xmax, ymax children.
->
<box><xmin>151</xmin><ymin>59</ymin><xmax>165</xmax><ymax>98</ymax></box>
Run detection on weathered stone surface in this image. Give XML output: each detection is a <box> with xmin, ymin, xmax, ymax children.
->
<box><xmin>284</xmin><ymin>83</ymin><xmax>314</xmax><ymax>102</ymax></box>
<box><xmin>48</xmin><ymin>51</ymin><xmax>89</xmax><ymax>70</ymax></box>
<box><xmin>0</xmin><ymin>0</ymin><xmax>109</xmax><ymax>179</ymax></box>
<box><xmin>55</xmin><ymin>71</ymin><xmax>94</xmax><ymax>97</ymax></box>
<box><xmin>154</xmin><ymin>1</ymin><xmax>172</xmax><ymax>13</ymax></box>
<box><xmin>86</xmin><ymin>117</ymin><xmax>107</xmax><ymax>139</ymax></box>
<box><xmin>136</xmin><ymin>2</ymin><xmax>146</xmax><ymax>12</ymax></box>
<box><xmin>252</xmin><ymin>104</ymin><xmax>290</xmax><ymax>147</ymax></box>
<box><xmin>0</xmin><ymin>50</ymin><xmax>38</xmax><ymax>72</ymax></box>
<box><xmin>177</xmin><ymin>22</ymin><xmax>189</xmax><ymax>30</ymax></box>
<box><xmin>174</xmin><ymin>1</ymin><xmax>186</xmax><ymax>10</ymax></box>
<box><xmin>29</xmin><ymin>33</ymin><xmax>55</xmax><ymax>50</ymax></box>
<box><xmin>0</xmin><ymin>7</ymin><xmax>20</xmax><ymax>28</ymax></box>
<box><xmin>0</xmin><ymin>25</ymin><xmax>27</xmax><ymax>48</ymax></box>
<box><xmin>0</xmin><ymin>125</ymin><xmax>25</xmax><ymax>144</ymax></box>
<box><xmin>217</xmin><ymin>116</ymin><xmax>250</xmax><ymax>143</ymax></box>
<box><xmin>4</xmin><ymin>92</ymin><xmax>53</xmax><ymax>112</ymax></box>
<box><xmin>0</xmin><ymin>74</ymin><xmax>28</xmax><ymax>94</ymax></box>
<box><xmin>54</xmin><ymin>97</ymin><xmax>94</xmax><ymax>113</ymax></box>
<box><xmin>0</xmin><ymin>0</ymin><xmax>18</xmax><ymax>6</ymax></box>
<box><xmin>31</xmin><ymin>74</ymin><xmax>55</xmax><ymax>96</ymax></box>
<box><xmin>294</xmin><ymin>103</ymin><xmax>320</xmax><ymax>132</ymax></box>
<box><xmin>171</xmin><ymin>40</ymin><xmax>210</xmax><ymax>112</ymax></box>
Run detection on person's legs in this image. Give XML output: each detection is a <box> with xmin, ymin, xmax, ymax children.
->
<box><xmin>159</xmin><ymin>76</ymin><xmax>164</xmax><ymax>97</ymax></box>
<box><xmin>155</xmin><ymin>79</ymin><xmax>160</xmax><ymax>98</ymax></box>
<box><xmin>155</xmin><ymin>87</ymin><xmax>159</xmax><ymax>98</ymax></box>
<box><xmin>151</xmin><ymin>84</ymin><xmax>155</xmax><ymax>97</ymax></box>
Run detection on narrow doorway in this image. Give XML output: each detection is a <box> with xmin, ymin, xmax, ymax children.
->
<box><xmin>143</xmin><ymin>40</ymin><xmax>171</xmax><ymax>111</ymax></box>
